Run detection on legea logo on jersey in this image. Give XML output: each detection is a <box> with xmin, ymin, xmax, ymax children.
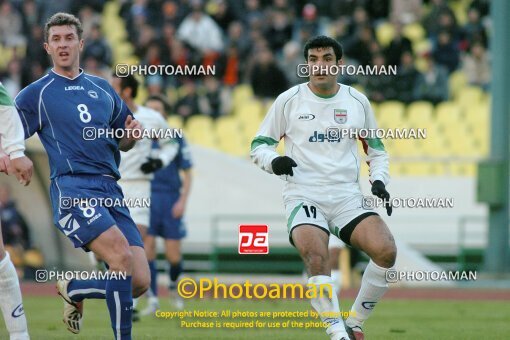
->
<box><xmin>238</xmin><ymin>225</ymin><xmax>269</xmax><ymax>254</ymax></box>
<box><xmin>64</xmin><ymin>86</ymin><xmax>85</xmax><ymax>91</ymax></box>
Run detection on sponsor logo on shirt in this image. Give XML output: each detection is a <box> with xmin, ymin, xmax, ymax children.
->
<box><xmin>308</xmin><ymin>127</ymin><xmax>341</xmax><ymax>142</ymax></box>
<box><xmin>64</xmin><ymin>86</ymin><xmax>85</xmax><ymax>91</ymax></box>
<box><xmin>298</xmin><ymin>113</ymin><xmax>315</xmax><ymax>121</ymax></box>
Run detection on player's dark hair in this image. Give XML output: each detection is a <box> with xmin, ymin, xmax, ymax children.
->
<box><xmin>113</xmin><ymin>73</ymin><xmax>139</xmax><ymax>99</ymax></box>
<box><xmin>303</xmin><ymin>35</ymin><xmax>343</xmax><ymax>62</ymax></box>
<box><xmin>44</xmin><ymin>12</ymin><xmax>83</xmax><ymax>42</ymax></box>
<box><xmin>146</xmin><ymin>94</ymin><xmax>171</xmax><ymax>116</ymax></box>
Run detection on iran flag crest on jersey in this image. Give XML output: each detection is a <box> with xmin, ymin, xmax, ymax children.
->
<box><xmin>334</xmin><ymin>109</ymin><xmax>347</xmax><ymax>124</ymax></box>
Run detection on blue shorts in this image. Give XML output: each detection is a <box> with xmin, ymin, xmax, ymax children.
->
<box><xmin>149</xmin><ymin>191</ymin><xmax>187</xmax><ymax>240</ymax></box>
<box><xmin>50</xmin><ymin>175</ymin><xmax>143</xmax><ymax>250</ymax></box>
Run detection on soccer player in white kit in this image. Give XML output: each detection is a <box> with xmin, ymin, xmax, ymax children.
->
<box><xmin>251</xmin><ymin>36</ymin><xmax>397</xmax><ymax>340</ymax></box>
<box><xmin>0</xmin><ymin>82</ymin><xmax>32</xmax><ymax>340</ymax></box>
<box><xmin>111</xmin><ymin>74</ymin><xmax>178</xmax><ymax>320</ymax></box>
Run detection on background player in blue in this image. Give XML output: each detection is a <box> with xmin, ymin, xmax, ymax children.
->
<box><xmin>14</xmin><ymin>13</ymin><xmax>149</xmax><ymax>339</ymax></box>
<box><xmin>142</xmin><ymin>95</ymin><xmax>192</xmax><ymax>313</ymax></box>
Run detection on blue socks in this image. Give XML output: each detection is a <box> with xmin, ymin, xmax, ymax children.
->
<box><xmin>67</xmin><ymin>279</ymin><xmax>107</xmax><ymax>301</ymax></box>
<box><xmin>148</xmin><ymin>261</ymin><xmax>157</xmax><ymax>297</ymax></box>
<box><xmin>169</xmin><ymin>261</ymin><xmax>182</xmax><ymax>283</ymax></box>
<box><xmin>105</xmin><ymin>276</ymin><xmax>133</xmax><ymax>340</ymax></box>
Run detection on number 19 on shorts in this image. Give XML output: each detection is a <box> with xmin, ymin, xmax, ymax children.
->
<box><xmin>238</xmin><ymin>225</ymin><xmax>269</xmax><ymax>254</ymax></box>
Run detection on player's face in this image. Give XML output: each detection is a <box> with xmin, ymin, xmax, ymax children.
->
<box><xmin>146</xmin><ymin>100</ymin><xmax>165</xmax><ymax>118</ymax></box>
<box><xmin>44</xmin><ymin>25</ymin><xmax>83</xmax><ymax>71</ymax></box>
<box><xmin>307</xmin><ymin>47</ymin><xmax>342</xmax><ymax>90</ymax></box>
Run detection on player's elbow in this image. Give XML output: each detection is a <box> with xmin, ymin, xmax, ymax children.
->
<box><xmin>119</xmin><ymin>138</ymin><xmax>136</xmax><ymax>152</ymax></box>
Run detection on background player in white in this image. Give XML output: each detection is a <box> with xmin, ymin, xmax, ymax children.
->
<box><xmin>0</xmin><ymin>82</ymin><xmax>32</xmax><ymax>340</ymax></box>
<box><xmin>251</xmin><ymin>36</ymin><xmax>397</xmax><ymax>340</ymax></box>
<box><xmin>111</xmin><ymin>74</ymin><xmax>178</xmax><ymax>320</ymax></box>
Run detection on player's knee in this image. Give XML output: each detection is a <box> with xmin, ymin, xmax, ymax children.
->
<box><xmin>108</xmin><ymin>246</ymin><xmax>133</xmax><ymax>272</ymax></box>
<box><xmin>376</xmin><ymin>243</ymin><xmax>397</xmax><ymax>268</ymax></box>
<box><xmin>132</xmin><ymin>275</ymin><xmax>150</xmax><ymax>298</ymax></box>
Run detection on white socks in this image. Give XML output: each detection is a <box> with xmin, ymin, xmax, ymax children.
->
<box><xmin>330</xmin><ymin>269</ymin><xmax>342</xmax><ymax>294</ymax></box>
<box><xmin>0</xmin><ymin>252</ymin><xmax>29</xmax><ymax>340</ymax></box>
<box><xmin>346</xmin><ymin>260</ymin><xmax>391</xmax><ymax>328</ymax></box>
<box><xmin>132</xmin><ymin>297</ymin><xmax>139</xmax><ymax>309</ymax></box>
<box><xmin>308</xmin><ymin>275</ymin><xmax>347</xmax><ymax>338</ymax></box>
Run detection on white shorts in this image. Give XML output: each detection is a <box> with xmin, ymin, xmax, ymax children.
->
<box><xmin>283</xmin><ymin>182</ymin><xmax>378</xmax><ymax>246</ymax></box>
<box><xmin>118</xmin><ymin>179</ymin><xmax>151</xmax><ymax>227</ymax></box>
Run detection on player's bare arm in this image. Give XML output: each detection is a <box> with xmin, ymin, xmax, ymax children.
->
<box><xmin>119</xmin><ymin>115</ymin><xmax>142</xmax><ymax>151</ymax></box>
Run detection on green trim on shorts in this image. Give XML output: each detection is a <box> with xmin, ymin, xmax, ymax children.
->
<box><xmin>287</xmin><ymin>202</ymin><xmax>304</xmax><ymax>232</ymax></box>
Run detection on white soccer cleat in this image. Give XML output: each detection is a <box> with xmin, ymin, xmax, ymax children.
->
<box><xmin>140</xmin><ymin>297</ymin><xmax>160</xmax><ymax>316</ymax></box>
<box><xmin>56</xmin><ymin>280</ymin><xmax>83</xmax><ymax>334</ymax></box>
<box><xmin>169</xmin><ymin>284</ymin><xmax>184</xmax><ymax>310</ymax></box>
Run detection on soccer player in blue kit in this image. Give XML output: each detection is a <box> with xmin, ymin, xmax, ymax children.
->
<box><xmin>14</xmin><ymin>13</ymin><xmax>149</xmax><ymax>339</ymax></box>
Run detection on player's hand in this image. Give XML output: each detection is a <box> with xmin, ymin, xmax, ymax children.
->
<box><xmin>271</xmin><ymin>156</ymin><xmax>297</xmax><ymax>176</ymax></box>
<box><xmin>140</xmin><ymin>157</ymin><xmax>163</xmax><ymax>174</ymax></box>
<box><xmin>0</xmin><ymin>151</ymin><xmax>11</xmax><ymax>174</ymax></box>
<box><xmin>172</xmin><ymin>197</ymin><xmax>186</xmax><ymax>218</ymax></box>
<box><xmin>371</xmin><ymin>180</ymin><xmax>392</xmax><ymax>216</ymax></box>
<box><xmin>124</xmin><ymin>115</ymin><xmax>143</xmax><ymax>141</ymax></box>
<box><xmin>11</xmin><ymin>156</ymin><xmax>33</xmax><ymax>186</ymax></box>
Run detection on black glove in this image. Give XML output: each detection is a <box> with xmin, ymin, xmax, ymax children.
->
<box><xmin>371</xmin><ymin>180</ymin><xmax>392</xmax><ymax>216</ymax></box>
<box><xmin>271</xmin><ymin>156</ymin><xmax>297</xmax><ymax>176</ymax></box>
<box><xmin>140</xmin><ymin>157</ymin><xmax>163</xmax><ymax>174</ymax></box>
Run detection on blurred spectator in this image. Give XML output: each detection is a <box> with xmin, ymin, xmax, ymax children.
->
<box><xmin>363</xmin><ymin>53</ymin><xmax>396</xmax><ymax>103</ymax></box>
<box><xmin>25</xmin><ymin>25</ymin><xmax>50</xmax><ymax>71</ymax></box>
<box><xmin>209</xmin><ymin>0</ymin><xmax>238</xmax><ymax>32</ymax></box>
<box><xmin>329</xmin><ymin>0</ymin><xmax>357</xmax><ymax>20</ymax></box>
<box><xmin>331</xmin><ymin>18</ymin><xmax>350</xmax><ymax>44</ymax></box>
<box><xmin>177</xmin><ymin>0</ymin><xmax>224</xmax><ymax>53</ymax></box>
<box><xmin>146</xmin><ymin>75</ymin><xmax>165</xmax><ymax>96</ymax></box>
<box><xmin>395</xmin><ymin>51</ymin><xmax>420</xmax><ymax>103</ymax></box>
<box><xmin>264</xmin><ymin>9</ymin><xmax>293</xmax><ymax>53</ymax></box>
<box><xmin>0</xmin><ymin>184</ymin><xmax>31</xmax><ymax>250</ymax></box>
<box><xmin>225</xmin><ymin>21</ymin><xmax>252</xmax><ymax>61</ymax></box>
<box><xmin>366</xmin><ymin>0</ymin><xmax>390</xmax><ymax>23</ymax></box>
<box><xmin>199</xmin><ymin>76</ymin><xmax>232</xmax><ymax>119</ymax></box>
<box><xmin>175</xmin><ymin>80</ymin><xmax>201</xmax><ymax>122</ymax></box>
<box><xmin>0</xmin><ymin>1</ymin><xmax>25</xmax><ymax>47</ymax></box>
<box><xmin>385</xmin><ymin>22</ymin><xmax>412</xmax><ymax>67</ymax></box>
<box><xmin>462</xmin><ymin>41</ymin><xmax>490</xmax><ymax>90</ymax></box>
<box><xmin>217</xmin><ymin>44</ymin><xmax>241</xmax><ymax>87</ymax></box>
<box><xmin>83</xmin><ymin>56</ymin><xmax>109</xmax><ymax>78</ymax></box>
<box><xmin>337</xmin><ymin>56</ymin><xmax>359</xmax><ymax>87</ymax></box>
<box><xmin>423</xmin><ymin>0</ymin><xmax>457</xmax><ymax>39</ymax></box>
<box><xmin>390</xmin><ymin>0</ymin><xmax>422</xmax><ymax>25</ymax></box>
<box><xmin>461</xmin><ymin>7</ymin><xmax>487</xmax><ymax>49</ymax></box>
<box><xmin>21</xmin><ymin>0</ymin><xmax>40</xmax><ymax>37</ymax></box>
<box><xmin>432</xmin><ymin>31</ymin><xmax>460</xmax><ymax>73</ymax></box>
<box><xmin>344</xmin><ymin>25</ymin><xmax>375</xmax><ymax>67</ymax></box>
<box><xmin>250</xmin><ymin>48</ymin><xmax>288</xmax><ymax>100</ymax></box>
<box><xmin>414</xmin><ymin>55</ymin><xmax>449</xmax><ymax>104</ymax></box>
<box><xmin>1</xmin><ymin>59</ymin><xmax>22</xmax><ymax>98</ymax></box>
<box><xmin>242</xmin><ymin>0</ymin><xmax>264</xmax><ymax>28</ymax></box>
<box><xmin>279</xmin><ymin>41</ymin><xmax>303</xmax><ymax>86</ymax></box>
<box><xmin>294</xmin><ymin>3</ymin><xmax>322</xmax><ymax>39</ymax></box>
<box><xmin>83</xmin><ymin>23</ymin><xmax>112</xmax><ymax>68</ymax></box>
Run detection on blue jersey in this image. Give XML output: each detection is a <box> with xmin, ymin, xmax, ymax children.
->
<box><xmin>14</xmin><ymin>69</ymin><xmax>132</xmax><ymax>179</ymax></box>
<box><xmin>151</xmin><ymin>135</ymin><xmax>192</xmax><ymax>192</ymax></box>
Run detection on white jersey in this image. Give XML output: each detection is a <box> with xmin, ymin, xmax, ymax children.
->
<box><xmin>0</xmin><ymin>82</ymin><xmax>25</xmax><ymax>159</ymax></box>
<box><xmin>119</xmin><ymin>105</ymin><xmax>177</xmax><ymax>181</ymax></box>
<box><xmin>250</xmin><ymin>83</ymin><xmax>389</xmax><ymax>186</ymax></box>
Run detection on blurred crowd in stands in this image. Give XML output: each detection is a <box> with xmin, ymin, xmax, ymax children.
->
<box><xmin>0</xmin><ymin>0</ymin><xmax>491</xmax><ymax>115</ymax></box>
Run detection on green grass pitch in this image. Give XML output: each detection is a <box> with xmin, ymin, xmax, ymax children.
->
<box><xmin>1</xmin><ymin>297</ymin><xmax>508</xmax><ymax>339</ymax></box>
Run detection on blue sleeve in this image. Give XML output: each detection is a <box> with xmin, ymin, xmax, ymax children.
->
<box><xmin>108</xmin><ymin>84</ymin><xmax>132</xmax><ymax>131</ymax></box>
<box><xmin>14</xmin><ymin>88</ymin><xmax>40</xmax><ymax>139</ymax></box>
<box><xmin>178</xmin><ymin>136</ymin><xmax>192</xmax><ymax>170</ymax></box>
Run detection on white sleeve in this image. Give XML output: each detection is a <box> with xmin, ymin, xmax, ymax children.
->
<box><xmin>157</xmin><ymin>115</ymin><xmax>178</xmax><ymax>167</ymax></box>
<box><xmin>0</xmin><ymin>93</ymin><xmax>26</xmax><ymax>159</ymax></box>
<box><xmin>360</xmin><ymin>96</ymin><xmax>389</xmax><ymax>185</ymax></box>
<box><xmin>250</xmin><ymin>96</ymin><xmax>286</xmax><ymax>174</ymax></box>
